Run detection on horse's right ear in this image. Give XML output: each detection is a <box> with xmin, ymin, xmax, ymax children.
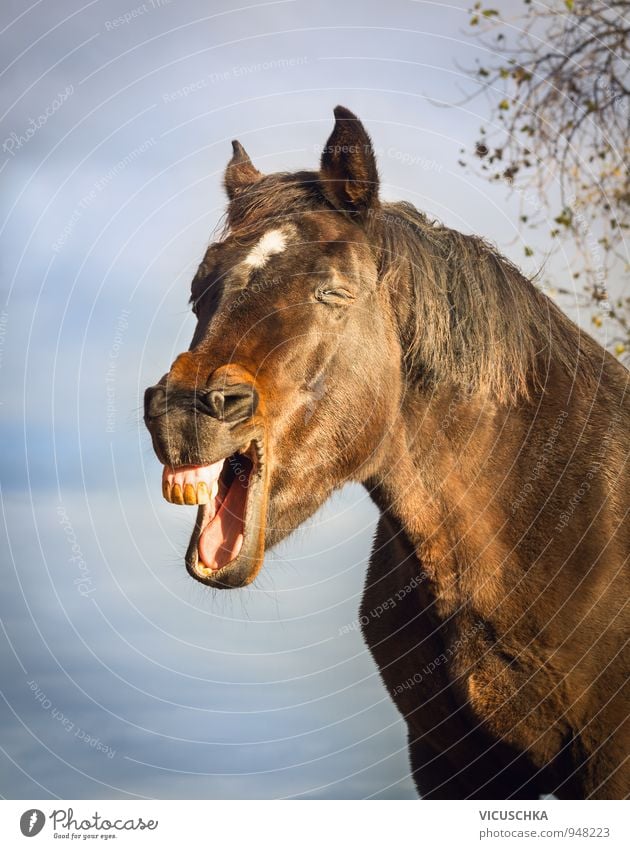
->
<box><xmin>319</xmin><ymin>105</ymin><xmax>379</xmax><ymax>214</ymax></box>
<box><xmin>224</xmin><ymin>140</ymin><xmax>262</xmax><ymax>200</ymax></box>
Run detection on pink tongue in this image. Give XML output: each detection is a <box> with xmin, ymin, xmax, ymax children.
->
<box><xmin>198</xmin><ymin>475</ymin><xmax>247</xmax><ymax>571</ymax></box>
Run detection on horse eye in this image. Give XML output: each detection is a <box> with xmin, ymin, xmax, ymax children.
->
<box><xmin>315</xmin><ymin>287</ymin><xmax>355</xmax><ymax>304</ymax></box>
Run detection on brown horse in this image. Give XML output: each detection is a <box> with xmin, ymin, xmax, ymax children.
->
<box><xmin>144</xmin><ymin>106</ymin><xmax>630</xmax><ymax>799</ymax></box>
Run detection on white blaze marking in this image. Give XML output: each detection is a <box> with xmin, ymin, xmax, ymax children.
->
<box><xmin>243</xmin><ymin>228</ymin><xmax>287</xmax><ymax>268</ymax></box>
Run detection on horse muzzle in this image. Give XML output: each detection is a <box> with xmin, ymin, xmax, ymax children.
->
<box><xmin>143</xmin><ymin>368</ymin><xmax>269</xmax><ymax>589</ymax></box>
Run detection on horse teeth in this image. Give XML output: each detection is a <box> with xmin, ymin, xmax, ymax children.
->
<box><xmin>161</xmin><ymin>464</ymin><xmax>225</xmax><ymax>507</ymax></box>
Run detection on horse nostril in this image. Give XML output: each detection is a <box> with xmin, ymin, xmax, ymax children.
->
<box><xmin>144</xmin><ymin>385</ymin><xmax>167</xmax><ymax>420</ymax></box>
<box><xmin>204</xmin><ymin>384</ymin><xmax>258</xmax><ymax>423</ymax></box>
<box><xmin>206</xmin><ymin>390</ymin><xmax>225</xmax><ymax>420</ymax></box>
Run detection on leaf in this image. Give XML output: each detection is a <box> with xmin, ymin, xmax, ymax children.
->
<box><xmin>498</xmin><ymin>98</ymin><xmax>510</xmax><ymax>110</ymax></box>
<box><xmin>513</xmin><ymin>67</ymin><xmax>532</xmax><ymax>84</ymax></box>
<box><xmin>482</xmin><ymin>9</ymin><xmax>499</xmax><ymax>17</ymax></box>
<box><xmin>565</xmin><ymin>0</ymin><xmax>574</xmax><ymax>10</ymax></box>
<box><xmin>524</xmin><ymin>246</ymin><xmax>534</xmax><ymax>257</ymax></box>
<box><xmin>554</xmin><ymin>208</ymin><xmax>573</xmax><ymax>227</ymax></box>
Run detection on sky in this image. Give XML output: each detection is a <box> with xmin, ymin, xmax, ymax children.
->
<box><xmin>0</xmin><ymin>0</ymin><xmax>607</xmax><ymax>800</ymax></box>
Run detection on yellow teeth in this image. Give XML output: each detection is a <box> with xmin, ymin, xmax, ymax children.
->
<box><xmin>162</xmin><ymin>479</ymin><xmax>215</xmax><ymax>506</ymax></box>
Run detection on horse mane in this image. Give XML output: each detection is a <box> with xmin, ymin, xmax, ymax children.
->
<box><xmin>223</xmin><ymin>174</ymin><xmax>595</xmax><ymax>403</ymax></box>
<box><xmin>366</xmin><ymin>201</ymin><xmax>595</xmax><ymax>403</ymax></box>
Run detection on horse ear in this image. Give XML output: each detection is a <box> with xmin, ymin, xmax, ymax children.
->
<box><xmin>224</xmin><ymin>140</ymin><xmax>262</xmax><ymax>200</ymax></box>
<box><xmin>319</xmin><ymin>105</ymin><xmax>379</xmax><ymax>214</ymax></box>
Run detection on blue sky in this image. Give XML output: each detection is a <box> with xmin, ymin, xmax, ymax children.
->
<box><xmin>0</xmin><ymin>0</ymin><xmax>606</xmax><ymax>799</ymax></box>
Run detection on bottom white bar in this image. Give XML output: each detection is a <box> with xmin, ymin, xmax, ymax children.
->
<box><xmin>0</xmin><ymin>799</ymin><xmax>628</xmax><ymax>847</ymax></box>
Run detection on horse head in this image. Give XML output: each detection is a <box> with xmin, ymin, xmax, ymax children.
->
<box><xmin>144</xmin><ymin>107</ymin><xmax>401</xmax><ymax>587</ymax></box>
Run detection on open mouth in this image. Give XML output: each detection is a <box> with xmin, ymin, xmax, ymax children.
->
<box><xmin>161</xmin><ymin>440</ymin><xmax>266</xmax><ymax>587</ymax></box>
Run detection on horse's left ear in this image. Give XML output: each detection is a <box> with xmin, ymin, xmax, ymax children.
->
<box><xmin>319</xmin><ymin>105</ymin><xmax>379</xmax><ymax>214</ymax></box>
<box><xmin>224</xmin><ymin>140</ymin><xmax>263</xmax><ymax>200</ymax></box>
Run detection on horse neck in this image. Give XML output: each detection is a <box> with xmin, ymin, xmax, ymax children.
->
<box><xmin>368</xmin><ymin>382</ymin><xmax>530</xmax><ymax>582</ymax></box>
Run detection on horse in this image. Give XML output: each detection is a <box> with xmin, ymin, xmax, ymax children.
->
<box><xmin>144</xmin><ymin>106</ymin><xmax>630</xmax><ymax>799</ymax></box>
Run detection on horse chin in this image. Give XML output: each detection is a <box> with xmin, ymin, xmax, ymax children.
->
<box><xmin>161</xmin><ymin>439</ymin><xmax>266</xmax><ymax>589</ymax></box>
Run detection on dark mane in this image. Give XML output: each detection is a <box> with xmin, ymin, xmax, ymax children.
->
<box><xmin>224</xmin><ymin>175</ymin><xmax>594</xmax><ymax>403</ymax></box>
<box><xmin>223</xmin><ymin>171</ymin><xmax>322</xmax><ymax>235</ymax></box>
<box><xmin>367</xmin><ymin>201</ymin><xmax>595</xmax><ymax>402</ymax></box>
